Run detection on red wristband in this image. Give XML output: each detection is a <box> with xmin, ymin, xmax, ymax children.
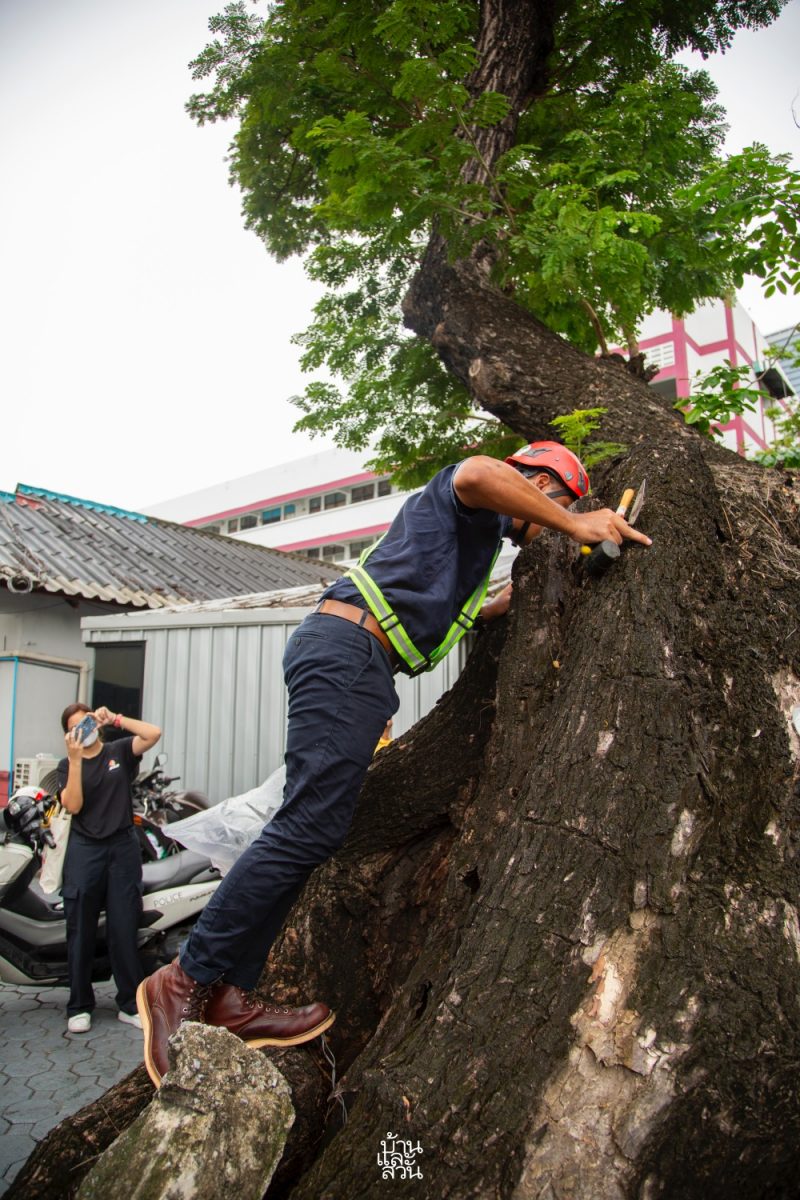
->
<box><xmin>113</xmin><ymin>714</ymin><xmax>123</xmax><ymax>728</ymax></box>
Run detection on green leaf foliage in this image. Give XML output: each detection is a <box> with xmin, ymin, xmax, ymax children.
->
<box><xmin>548</xmin><ymin>408</ymin><xmax>627</xmax><ymax>468</ymax></box>
<box><xmin>680</xmin><ymin>360</ymin><xmax>763</xmax><ymax>438</ymax></box>
<box><xmin>752</xmin><ymin>403</ymin><xmax>800</xmax><ymax>468</ymax></box>
<box><xmin>751</xmin><ymin>330</ymin><xmax>800</xmax><ymax>466</ymax></box>
<box><xmin>189</xmin><ymin>0</ymin><xmax>795</xmax><ymax>479</ymax></box>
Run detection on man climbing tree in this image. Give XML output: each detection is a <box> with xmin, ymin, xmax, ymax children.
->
<box><xmin>13</xmin><ymin>3</ymin><xmax>800</xmax><ymax>1198</ymax></box>
<box><xmin>136</xmin><ymin>442</ymin><xmax>650</xmax><ymax>1088</ymax></box>
<box><xmin>179</xmin><ymin>5</ymin><xmax>800</xmax><ymax>1194</ymax></box>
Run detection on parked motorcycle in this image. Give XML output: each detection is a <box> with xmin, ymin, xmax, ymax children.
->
<box><xmin>0</xmin><ymin>790</ymin><xmax>220</xmax><ymax>987</ymax></box>
<box><xmin>132</xmin><ymin>754</ymin><xmax>211</xmax><ymax>861</ymax></box>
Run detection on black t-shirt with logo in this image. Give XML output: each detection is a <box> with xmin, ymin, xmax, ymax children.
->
<box><xmin>57</xmin><ymin>737</ymin><xmax>141</xmax><ymax>839</ymax></box>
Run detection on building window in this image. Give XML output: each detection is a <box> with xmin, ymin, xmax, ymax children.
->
<box><xmin>283</xmin><ymin>503</ymin><xmax>296</xmax><ymax>519</ymax></box>
<box><xmin>228</xmin><ymin>518</ymin><xmax>239</xmax><ymax>532</ymax></box>
<box><xmin>303</xmin><ymin>546</ymin><xmax>320</xmax><ymax>557</ymax></box>
<box><xmin>643</xmin><ymin>341</ymin><xmax>675</xmax><ymax>370</ymax></box>
<box><xmin>322</xmin><ymin>543</ymin><xmax>346</xmax><ymax>561</ymax></box>
<box><xmin>309</xmin><ymin>496</ymin><xmax>321</xmax><ymax>513</ymax></box>
<box><xmin>324</xmin><ymin>491</ymin><xmax>347</xmax><ymax>510</ymax></box>
<box><xmin>92</xmin><ymin>643</ymin><xmax>145</xmax><ymax>724</ymax></box>
<box><xmin>240</xmin><ymin>514</ymin><xmax>258</xmax><ymax>530</ymax></box>
<box><xmin>650</xmin><ymin>377</ymin><xmax>678</xmax><ymax>402</ymax></box>
<box><xmin>351</xmin><ymin>483</ymin><xmax>375</xmax><ymax>504</ymax></box>
<box><xmin>204</xmin><ymin>524</ymin><xmax>221</xmax><ymax>534</ymax></box>
<box><xmin>377</xmin><ymin>479</ymin><xmax>391</xmax><ymax>496</ymax></box>
<box><xmin>261</xmin><ymin>507</ymin><xmax>282</xmax><ymax>525</ymax></box>
<box><xmin>349</xmin><ymin>538</ymin><xmax>378</xmax><ymax>559</ymax></box>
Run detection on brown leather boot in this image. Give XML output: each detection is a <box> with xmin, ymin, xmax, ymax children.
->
<box><xmin>136</xmin><ymin>958</ymin><xmax>215</xmax><ymax>1087</ymax></box>
<box><xmin>205</xmin><ymin>984</ymin><xmax>335</xmax><ymax>1047</ymax></box>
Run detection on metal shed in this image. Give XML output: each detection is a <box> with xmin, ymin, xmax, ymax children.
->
<box><xmin>81</xmin><ymin>585</ymin><xmax>470</xmax><ymax>804</ymax></box>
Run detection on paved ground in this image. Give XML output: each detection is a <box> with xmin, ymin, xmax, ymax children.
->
<box><xmin>0</xmin><ymin>980</ymin><xmax>144</xmax><ymax>1196</ymax></box>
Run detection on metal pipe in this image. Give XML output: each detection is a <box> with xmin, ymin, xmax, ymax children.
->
<box><xmin>7</xmin><ymin>658</ymin><xmax>18</xmax><ymax>796</ymax></box>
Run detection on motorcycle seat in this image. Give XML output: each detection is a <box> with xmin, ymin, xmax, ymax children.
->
<box><xmin>141</xmin><ymin>850</ymin><xmax>214</xmax><ymax>893</ymax></box>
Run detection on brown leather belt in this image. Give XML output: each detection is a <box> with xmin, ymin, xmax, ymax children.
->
<box><xmin>316</xmin><ymin>599</ymin><xmax>400</xmax><ymax>668</ymax></box>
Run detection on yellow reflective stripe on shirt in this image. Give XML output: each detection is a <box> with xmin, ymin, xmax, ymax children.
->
<box><xmin>344</xmin><ymin>542</ymin><xmax>501</xmax><ymax>674</ymax></box>
<box><xmin>428</xmin><ymin>544</ymin><xmax>500</xmax><ymax>666</ymax></box>
<box><xmin>346</xmin><ymin>564</ymin><xmax>429</xmax><ymax>671</ymax></box>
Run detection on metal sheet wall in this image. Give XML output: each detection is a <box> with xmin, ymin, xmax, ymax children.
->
<box><xmin>85</xmin><ymin>611</ymin><xmax>468</xmax><ymax>803</ymax></box>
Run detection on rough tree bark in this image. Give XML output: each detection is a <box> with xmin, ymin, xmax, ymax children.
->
<box><xmin>13</xmin><ymin>3</ymin><xmax>800</xmax><ymax>1196</ymax></box>
<box><xmin>276</xmin><ymin>296</ymin><xmax>800</xmax><ymax>1200</ymax></box>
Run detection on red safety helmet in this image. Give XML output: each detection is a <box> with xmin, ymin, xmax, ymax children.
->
<box><xmin>505</xmin><ymin>440</ymin><xmax>590</xmax><ymax>500</ymax></box>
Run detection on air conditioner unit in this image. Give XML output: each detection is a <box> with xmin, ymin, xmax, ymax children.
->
<box><xmin>13</xmin><ymin>756</ymin><xmax>60</xmax><ymax>795</ymax></box>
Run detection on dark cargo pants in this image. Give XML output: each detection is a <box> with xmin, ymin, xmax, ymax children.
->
<box><xmin>181</xmin><ymin>611</ymin><xmax>399</xmax><ymax>989</ymax></box>
<box><xmin>62</xmin><ymin>826</ymin><xmax>144</xmax><ymax>1016</ymax></box>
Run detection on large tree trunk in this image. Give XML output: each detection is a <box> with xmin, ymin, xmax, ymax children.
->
<box><xmin>274</xmin><ymin>354</ymin><xmax>800</xmax><ymax>1199</ymax></box>
<box><xmin>14</xmin><ymin>3</ymin><xmax>800</xmax><ymax>1196</ymax></box>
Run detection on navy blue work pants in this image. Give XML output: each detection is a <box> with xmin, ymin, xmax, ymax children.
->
<box><xmin>62</xmin><ymin>827</ymin><xmax>144</xmax><ymax>1016</ymax></box>
<box><xmin>181</xmin><ymin>612</ymin><xmax>399</xmax><ymax>989</ymax></box>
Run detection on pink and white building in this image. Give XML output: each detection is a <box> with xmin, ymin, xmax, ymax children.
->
<box><xmin>625</xmin><ymin>297</ymin><xmax>793</xmax><ymax>453</ymax></box>
<box><xmin>144</xmin><ymin>448</ymin><xmax>408</xmax><ymax>566</ymax></box>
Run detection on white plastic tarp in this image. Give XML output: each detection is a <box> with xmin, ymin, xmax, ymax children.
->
<box><xmin>168</xmin><ymin>765</ymin><xmax>286</xmax><ymax>874</ymax></box>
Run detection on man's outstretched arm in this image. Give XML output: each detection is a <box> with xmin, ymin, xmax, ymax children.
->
<box><xmin>454</xmin><ymin>456</ymin><xmax>651</xmax><ymax>548</ymax></box>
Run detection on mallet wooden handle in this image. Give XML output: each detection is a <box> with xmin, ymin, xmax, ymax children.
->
<box><xmin>580</xmin><ymin>487</ymin><xmax>635</xmax><ymax>557</ymax></box>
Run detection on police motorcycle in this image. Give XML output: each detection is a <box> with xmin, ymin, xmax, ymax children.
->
<box><xmin>0</xmin><ymin>788</ymin><xmax>221</xmax><ymax>987</ymax></box>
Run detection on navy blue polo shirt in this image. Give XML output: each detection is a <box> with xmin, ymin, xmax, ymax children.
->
<box><xmin>324</xmin><ymin>463</ymin><xmax>513</xmax><ymax>670</ymax></box>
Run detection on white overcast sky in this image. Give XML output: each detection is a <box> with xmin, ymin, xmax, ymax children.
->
<box><xmin>1</xmin><ymin>0</ymin><xmax>799</xmax><ymax>511</ymax></box>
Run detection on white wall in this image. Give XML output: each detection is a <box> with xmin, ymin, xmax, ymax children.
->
<box><xmin>0</xmin><ymin>657</ymin><xmax>82</xmax><ymax>799</ymax></box>
<box><xmin>0</xmin><ymin>593</ymin><xmax>92</xmax><ymax>791</ymax></box>
<box><xmin>12</xmin><ymin>660</ymin><xmax>81</xmax><ymax>762</ymax></box>
<box><xmin>732</xmin><ymin>302</ymin><xmax>760</xmax><ymax>364</ymax></box>
<box><xmin>142</xmin><ymin>447</ymin><xmax>375</xmax><ymax>525</ymax></box>
<box><xmin>0</xmin><ymin>592</ymin><xmax>162</xmax><ymax>796</ymax></box>
<box><xmin>0</xmin><ymin>591</ymin><xmax>90</xmax><ymax>662</ymax></box>
<box><xmin>235</xmin><ymin>490</ymin><xmax>410</xmax><ymax>552</ymax></box>
<box><xmin>0</xmin><ymin>660</ymin><xmax>14</xmax><ymax>799</ymax></box>
<box><xmin>684</xmin><ymin>299</ymin><xmax>728</xmax><ymax>347</ymax></box>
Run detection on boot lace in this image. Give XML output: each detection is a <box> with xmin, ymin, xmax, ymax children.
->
<box><xmin>182</xmin><ymin>982</ymin><xmax>215</xmax><ymax>1022</ymax></box>
<box><xmin>236</xmin><ymin>988</ymin><xmax>291</xmax><ymax>1014</ymax></box>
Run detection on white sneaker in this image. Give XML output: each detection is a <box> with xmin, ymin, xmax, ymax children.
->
<box><xmin>117</xmin><ymin>1010</ymin><xmax>142</xmax><ymax>1028</ymax></box>
<box><xmin>67</xmin><ymin>1012</ymin><xmax>92</xmax><ymax>1033</ymax></box>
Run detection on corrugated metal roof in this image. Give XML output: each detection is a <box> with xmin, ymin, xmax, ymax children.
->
<box><xmin>117</xmin><ymin>568</ymin><xmax>516</xmax><ymax>618</ymax></box>
<box><xmin>0</xmin><ymin>484</ymin><xmax>338</xmax><ymax>608</ymax></box>
<box><xmin>153</xmin><ymin>583</ymin><xmax>329</xmax><ymax>614</ymax></box>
